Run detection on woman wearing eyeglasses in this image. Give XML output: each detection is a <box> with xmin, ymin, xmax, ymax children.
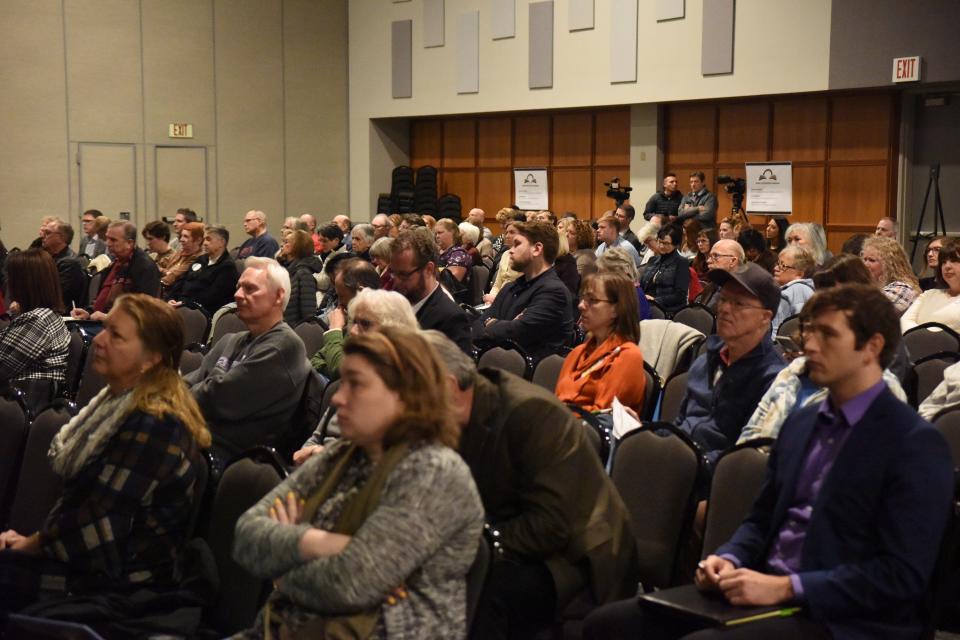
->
<box><xmin>555</xmin><ymin>272</ymin><xmax>646</xmax><ymax>415</ymax></box>
<box><xmin>771</xmin><ymin>245</ymin><xmax>816</xmax><ymax>334</ymax></box>
<box><xmin>902</xmin><ymin>238</ymin><xmax>960</xmax><ymax>333</ymax></box>
<box><xmin>638</xmin><ymin>224</ymin><xmax>691</xmax><ymax>313</ymax></box>
<box><xmin>919</xmin><ymin>236</ymin><xmax>947</xmax><ymax>291</ymax></box>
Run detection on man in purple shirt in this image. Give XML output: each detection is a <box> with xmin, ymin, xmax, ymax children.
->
<box><xmin>584</xmin><ymin>283</ymin><xmax>954</xmax><ymax>639</ymax></box>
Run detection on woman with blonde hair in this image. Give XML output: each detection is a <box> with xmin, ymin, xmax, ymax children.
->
<box><xmin>235</xmin><ymin>327</ymin><xmax>483</xmax><ymax>639</ymax></box>
<box><xmin>0</xmin><ymin>294</ymin><xmax>209</xmax><ymax>630</ymax></box>
<box><xmin>861</xmin><ymin>235</ymin><xmax>921</xmax><ymax>315</ymax></box>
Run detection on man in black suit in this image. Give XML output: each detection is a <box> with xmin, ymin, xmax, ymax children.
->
<box><xmin>40</xmin><ymin>218</ymin><xmax>85</xmax><ymax>310</ymax></box>
<box><xmin>390</xmin><ymin>227</ymin><xmax>473</xmax><ymax>354</ymax></box>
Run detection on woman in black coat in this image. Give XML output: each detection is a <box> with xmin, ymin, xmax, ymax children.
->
<box><xmin>282</xmin><ymin>230</ymin><xmax>323</xmax><ymax>326</ymax></box>
<box><xmin>639</xmin><ymin>224</ymin><xmax>691</xmax><ymax>313</ymax></box>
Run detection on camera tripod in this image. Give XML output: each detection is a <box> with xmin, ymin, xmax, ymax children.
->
<box><xmin>910</xmin><ymin>162</ymin><xmax>948</xmax><ymax>264</ymax></box>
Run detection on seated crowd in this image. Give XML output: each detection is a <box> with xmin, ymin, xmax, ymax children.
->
<box><xmin>0</xmin><ymin>197</ymin><xmax>959</xmax><ymax>640</ymax></box>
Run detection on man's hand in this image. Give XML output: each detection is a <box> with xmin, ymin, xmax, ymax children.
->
<box><xmin>718</xmin><ymin>568</ymin><xmax>794</xmax><ymax>606</ymax></box>
<box><xmin>90</xmin><ymin>311</ymin><xmax>107</xmax><ymax>322</ymax></box>
<box><xmin>0</xmin><ymin>530</ymin><xmax>41</xmax><ymax>555</ymax></box>
<box><xmin>292</xmin><ymin>445</ymin><xmax>323</xmax><ymax>466</ymax></box>
<box><xmin>329</xmin><ymin>307</ymin><xmax>346</xmax><ymax>331</ymax></box>
<box><xmin>70</xmin><ymin>308</ymin><xmax>90</xmax><ymax>320</ymax></box>
<box><xmin>695</xmin><ymin>555</ymin><xmax>735</xmax><ymax>592</ymax></box>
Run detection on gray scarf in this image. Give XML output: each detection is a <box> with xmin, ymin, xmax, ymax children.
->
<box><xmin>48</xmin><ymin>387</ymin><xmax>134</xmax><ymax>480</ymax></box>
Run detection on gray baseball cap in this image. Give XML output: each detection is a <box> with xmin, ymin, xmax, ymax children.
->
<box><xmin>708</xmin><ymin>262</ymin><xmax>781</xmax><ymax>314</ymax></box>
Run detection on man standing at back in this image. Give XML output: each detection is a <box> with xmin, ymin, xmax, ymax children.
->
<box><xmin>643</xmin><ymin>173</ymin><xmax>683</xmax><ymax>221</ymax></box>
<box><xmin>473</xmin><ymin>221</ymin><xmax>574</xmax><ymax>359</ymax></box>
<box><xmin>184</xmin><ymin>257</ymin><xmax>310</xmax><ymax>457</ymax></box>
<box><xmin>238</xmin><ymin>209</ymin><xmax>280</xmax><ymax>259</ymax></box>
<box><xmin>678</xmin><ymin>171</ymin><xmax>718</xmax><ymax>229</ymax></box>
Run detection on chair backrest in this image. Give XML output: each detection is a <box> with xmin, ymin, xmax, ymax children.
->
<box><xmin>611</xmin><ymin>425</ymin><xmax>701</xmax><ymax>590</ymax></box>
<box><xmin>63</xmin><ymin>329</ymin><xmax>86</xmax><ymax>399</ymax></box>
<box><xmin>659</xmin><ymin>371</ymin><xmax>689</xmax><ymax>424</ymax></box>
<box><xmin>910</xmin><ymin>353</ymin><xmax>960</xmax><ymax>408</ymax></box>
<box><xmin>776</xmin><ymin>313</ymin><xmax>801</xmax><ymax>339</ymax></box>
<box><xmin>206</xmin><ymin>453</ymin><xmax>286</xmax><ymax>634</ymax></box>
<box><xmin>469</xmin><ymin>265</ymin><xmax>490</xmax><ymax>306</ymax></box>
<box><xmin>641</xmin><ymin>361</ymin><xmax>663</xmax><ymax>421</ymax></box>
<box><xmin>8</xmin><ymin>406</ymin><xmax>73</xmax><ymax>534</ymax></box>
<box><xmin>648</xmin><ymin>301</ymin><xmax>666</xmax><ymax>320</ymax></box>
<box><xmin>0</xmin><ymin>394</ymin><xmax>28</xmax><ymax>523</ymax></box>
<box><xmin>86</xmin><ymin>270</ymin><xmax>103</xmax><ymax>308</ymax></box>
<box><xmin>478</xmin><ymin>347</ymin><xmax>527</xmax><ymax>378</ymax></box>
<box><xmin>934</xmin><ymin>410</ymin><xmax>960</xmax><ymax>471</ymax></box>
<box><xmin>208</xmin><ymin>310</ymin><xmax>247</xmax><ymax>347</ymax></box>
<box><xmin>531</xmin><ymin>354</ymin><xmax>565</xmax><ymax>391</ymax></box>
<box><xmin>176</xmin><ymin>305</ymin><xmax>210</xmax><ymax>346</ymax></box>
<box><xmin>701</xmin><ymin>442</ymin><xmax>772</xmax><ymax>557</ymax></box>
<box><xmin>466</xmin><ymin>535</ymin><xmax>492</xmax><ymax>635</ymax></box>
<box><xmin>75</xmin><ymin>349</ymin><xmax>107</xmax><ymax>409</ymax></box>
<box><xmin>903</xmin><ymin>323</ymin><xmax>960</xmax><ymax>364</ymax></box>
<box><xmin>179</xmin><ymin>349</ymin><xmax>204</xmax><ymax>376</ymax></box>
<box><xmin>320</xmin><ymin>379</ymin><xmax>341</xmax><ymax>416</ymax></box>
<box><xmin>672</xmin><ymin>304</ymin><xmax>716</xmax><ymax>336</ymax></box>
<box><xmin>293</xmin><ymin>321</ymin><xmax>326</xmax><ymax>357</ymax></box>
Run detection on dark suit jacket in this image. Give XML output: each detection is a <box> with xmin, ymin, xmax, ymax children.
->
<box><xmin>460</xmin><ymin>369</ymin><xmax>638</xmax><ymax>608</ymax></box>
<box><xmin>52</xmin><ymin>247</ymin><xmax>86</xmax><ymax>310</ymax></box>
<box><xmin>91</xmin><ymin>248</ymin><xmax>161</xmax><ymax>312</ymax></box>
<box><xmin>716</xmin><ymin>389</ymin><xmax>953</xmax><ymax>640</ymax></box>
<box><xmin>175</xmin><ymin>253</ymin><xmax>239</xmax><ymax>314</ymax></box>
<box><xmin>416</xmin><ymin>284</ymin><xmax>473</xmax><ymax>354</ymax></box>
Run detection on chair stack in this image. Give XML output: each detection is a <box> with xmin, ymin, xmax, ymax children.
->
<box><xmin>414</xmin><ymin>165</ymin><xmax>438</xmax><ymax>215</ymax></box>
<box><xmin>438</xmin><ymin>193</ymin><xmax>463</xmax><ymax>221</ymax></box>
<box><xmin>390</xmin><ymin>165</ymin><xmax>416</xmax><ymax>214</ymax></box>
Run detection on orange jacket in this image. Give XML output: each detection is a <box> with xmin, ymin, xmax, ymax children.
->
<box><xmin>554</xmin><ymin>335</ymin><xmax>647</xmax><ymax>415</ymax></box>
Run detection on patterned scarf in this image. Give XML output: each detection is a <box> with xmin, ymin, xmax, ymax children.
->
<box><xmin>48</xmin><ymin>387</ymin><xmax>134</xmax><ymax>480</ymax></box>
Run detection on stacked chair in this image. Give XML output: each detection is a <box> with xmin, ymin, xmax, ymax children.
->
<box><xmin>414</xmin><ymin>165</ymin><xmax>439</xmax><ymax>215</ymax></box>
<box><xmin>389</xmin><ymin>165</ymin><xmax>416</xmax><ymax>214</ymax></box>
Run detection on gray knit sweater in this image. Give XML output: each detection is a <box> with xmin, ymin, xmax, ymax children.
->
<box><xmin>232</xmin><ymin>439</ymin><xmax>484</xmax><ymax>639</ymax></box>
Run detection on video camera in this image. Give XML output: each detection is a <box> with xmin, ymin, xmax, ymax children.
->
<box><xmin>717</xmin><ymin>175</ymin><xmax>746</xmax><ymax>213</ymax></box>
<box><xmin>604</xmin><ymin>178</ymin><xmax>632</xmax><ymax>207</ymax></box>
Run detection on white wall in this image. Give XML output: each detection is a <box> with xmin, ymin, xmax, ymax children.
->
<box><xmin>0</xmin><ymin>0</ymin><xmax>348</xmax><ymax>250</ymax></box>
<box><xmin>348</xmin><ymin>0</ymin><xmax>833</xmax><ymax>216</ymax></box>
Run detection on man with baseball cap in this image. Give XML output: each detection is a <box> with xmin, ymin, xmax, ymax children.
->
<box><xmin>675</xmin><ymin>262</ymin><xmax>785</xmax><ymax>469</ymax></box>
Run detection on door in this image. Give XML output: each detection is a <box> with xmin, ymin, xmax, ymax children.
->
<box><xmin>155</xmin><ymin>146</ymin><xmax>208</xmax><ymax>222</ymax></box>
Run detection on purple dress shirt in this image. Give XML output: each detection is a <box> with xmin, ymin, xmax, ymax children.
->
<box><xmin>723</xmin><ymin>378</ymin><xmax>888</xmax><ymax>601</ymax></box>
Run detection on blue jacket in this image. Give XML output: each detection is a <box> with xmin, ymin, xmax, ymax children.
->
<box><xmin>717</xmin><ymin>389</ymin><xmax>953</xmax><ymax>640</ymax></box>
<box><xmin>677</xmin><ymin>334</ymin><xmax>784</xmax><ymax>467</ymax></box>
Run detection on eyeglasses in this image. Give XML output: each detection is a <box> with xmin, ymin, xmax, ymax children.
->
<box><xmin>716</xmin><ymin>295</ymin><xmax>766</xmax><ymax>311</ymax></box>
<box><xmin>392</xmin><ymin>265</ymin><xmax>424</xmax><ymax>279</ymax></box>
<box><xmin>372</xmin><ymin>223</ymin><xmax>391</xmax><ymax>230</ymax></box>
<box><xmin>708</xmin><ymin>252</ymin><xmax>736</xmax><ymax>261</ymax></box>
<box><xmin>352</xmin><ymin>317</ymin><xmax>376</xmax><ymax>331</ymax></box>
<box><xmin>776</xmin><ymin>261</ymin><xmax>797</xmax><ymax>271</ymax></box>
<box><xmin>657</xmin><ymin>239</ymin><xmax>674</xmax><ymax>246</ymax></box>
<box><xmin>581</xmin><ymin>296</ymin><xmax>612</xmax><ymax>306</ymax></box>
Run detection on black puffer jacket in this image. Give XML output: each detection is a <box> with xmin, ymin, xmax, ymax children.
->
<box><xmin>285</xmin><ymin>256</ymin><xmax>323</xmax><ymax>327</ymax></box>
<box><xmin>639</xmin><ymin>250</ymin><xmax>691</xmax><ymax>313</ymax></box>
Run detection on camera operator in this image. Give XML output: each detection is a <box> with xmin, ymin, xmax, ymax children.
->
<box><xmin>677</xmin><ymin>171</ymin><xmax>718</xmax><ymax>229</ymax></box>
<box><xmin>642</xmin><ymin>172</ymin><xmax>683</xmax><ymax>221</ymax></box>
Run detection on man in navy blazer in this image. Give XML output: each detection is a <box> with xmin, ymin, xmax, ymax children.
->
<box><xmin>584</xmin><ymin>283</ymin><xmax>954</xmax><ymax>639</ymax></box>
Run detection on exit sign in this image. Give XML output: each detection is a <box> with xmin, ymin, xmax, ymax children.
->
<box><xmin>892</xmin><ymin>56</ymin><xmax>921</xmax><ymax>83</ymax></box>
<box><xmin>169</xmin><ymin>123</ymin><xmax>194</xmax><ymax>138</ymax></box>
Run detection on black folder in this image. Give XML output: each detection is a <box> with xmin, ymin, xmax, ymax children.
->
<box><xmin>639</xmin><ymin>584</ymin><xmax>801</xmax><ymax>627</ymax></box>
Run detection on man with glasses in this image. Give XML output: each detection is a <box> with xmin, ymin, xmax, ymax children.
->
<box><xmin>41</xmin><ymin>218</ymin><xmax>85</xmax><ymax>310</ymax></box>
<box><xmin>771</xmin><ymin>245</ymin><xmax>816</xmax><ymax>334</ymax></box>
<box><xmin>390</xmin><ymin>227</ymin><xmax>472</xmax><ymax>353</ymax></box>
<box><xmin>371</xmin><ymin>213</ymin><xmax>397</xmax><ymax>240</ymax></box>
<box><xmin>78</xmin><ymin>209</ymin><xmax>106</xmax><ymax>257</ymax></box>
<box><xmin>694</xmin><ymin>239</ymin><xmax>744</xmax><ymax>309</ymax></box>
<box><xmin>237</xmin><ymin>210</ymin><xmax>280</xmax><ymax>259</ymax></box>
<box><xmin>595</xmin><ymin>212</ymin><xmax>642</xmax><ymax>267</ymax></box>
<box><xmin>676</xmin><ymin>262</ymin><xmax>784</xmax><ymax>469</ymax></box>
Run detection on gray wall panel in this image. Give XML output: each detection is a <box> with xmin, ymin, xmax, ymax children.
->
<box><xmin>701</xmin><ymin>0</ymin><xmax>735</xmax><ymax>76</ymax></box>
<box><xmin>491</xmin><ymin>0</ymin><xmax>515</xmax><ymax>40</ymax></box>
<box><xmin>656</xmin><ymin>0</ymin><xmax>684</xmax><ymax>21</ymax></box>
<box><xmin>610</xmin><ymin>0</ymin><xmax>637</xmax><ymax>83</ymax></box>
<box><xmin>529</xmin><ymin>1</ymin><xmax>554</xmax><ymax>89</ymax></box>
<box><xmin>392</xmin><ymin>19</ymin><xmax>413</xmax><ymax>98</ymax></box>
<box><xmin>424</xmin><ymin>0</ymin><xmax>444</xmax><ymax>47</ymax></box>
<box><xmin>569</xmin><ymin>0</ymin><xmax>594</xmax><ymax>31</ymax></box>
<box><xmin>457</xmin><ymin>10</ymin><xmax>480</xmax><ymax>94</ymax></box>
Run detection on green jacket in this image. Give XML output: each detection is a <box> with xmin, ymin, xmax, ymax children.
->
<box><xmin>310</xmin><ymin>328</ymin><xmax>344</xmax><ymax>380</ymax></box>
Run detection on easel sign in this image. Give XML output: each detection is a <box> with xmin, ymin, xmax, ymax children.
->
<box><xmin>745</xmin><ymin>162</ymin><xmax>793</xmax><ymax>214</ymax></box>
<box><xmin>514</xmin><ymin>168</ymin><xmax>549</xmax><ymax>210</ymax></box>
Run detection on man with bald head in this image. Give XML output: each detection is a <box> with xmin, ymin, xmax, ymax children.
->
<box><xmin>238</xmin><ymin>210</ymin><xmax>279</xmax><ymax>258</ymax></box>
<box><xmin>333</xmin><ymin>214</ymin><xmax>353</xmax><ymax>251</ymax></box>
<box><xmin>695</xmin><ymin>238</ymin><xmax>745</xmax><ymax>309</ymax></box>
<box><xmin>371</xmin><ymin>213</ymin><xmax>396</xmax><ymax>240</ymax></box>
<box><xmin>467</xmin><ymin>208</ymin><xmax>492</xmax><ymax>241</ymax></box>
<box><xmin>299</xmin><ymin>213</ymin><xmax>321</xmax><ymax>253</ymax></box>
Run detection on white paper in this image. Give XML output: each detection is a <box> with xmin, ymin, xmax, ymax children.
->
<box><xmin>745</xmin><ymin>162</ymin><xmax>793</xmax><ymax>214</ymax></box>
<box><xmin>612</xmin><ymin>396</ymin><xmax>642</xmax><ymax>440</ymax></box>
<box><xmin>514</xmin><ymin>168</ymin><xmax>549</xmax><ymax>210</ymax></box>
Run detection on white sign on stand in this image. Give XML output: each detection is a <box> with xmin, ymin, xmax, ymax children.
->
<box><xmin>745</xmin><ymin>162</ymin><xmax>792</xmax><ymax>214</ymax></box>
<box><xmin>514</xmin><ymin>168</ymin><xmax>548</xmax><ymax>210</ymax></box>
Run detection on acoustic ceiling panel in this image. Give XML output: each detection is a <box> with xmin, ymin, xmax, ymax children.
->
<box><xmin>529</xmin><ymin>1</ymin><xmax>554</xmax><ymax>89</ymax></box>
<box><xmin>610</xmin><ymin>0</ymin><xmax>638</xmax><ymax>83</ymax></box>
<box><xmin>702</xmin><ymin>0</ymin><xmax>735</xmax><ymax>75</ymax></box>
<box><xmin>423</xmin><ymin>0</ymin><xmax>444</xmax><ymax>47</ymax></box>
<box><xmin>457</xmin><ymin>10</ymin><xmax>480</xmax><ymax>93</ymax></box>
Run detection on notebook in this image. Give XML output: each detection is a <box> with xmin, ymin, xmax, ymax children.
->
<box><xmin>638</xmin><ymin>584</ymin><xmax>801</xmax><ymax>626</ymax></box>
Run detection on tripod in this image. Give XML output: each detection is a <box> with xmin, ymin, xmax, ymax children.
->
<box><xmin>910</xmin><ymin>162</ymin><xmax>948</xmax><ymax>264</ymax></box>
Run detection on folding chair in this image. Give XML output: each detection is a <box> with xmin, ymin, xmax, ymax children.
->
<box><xmin>478</xmin><ymin>347</ymin><xmax>527</xmax><ymax>378</ymax></box>
<box><xmin>62</xmin><ymin>328</ymin><xmax>87</xmax><ymax>400</ymax></box>
<box><xmin>641</xmin><ymin>361</ymin><xmax>663</xmax><ymax>421</ymax></box>
<box><xmin>935</xmin><ymin>410</ymin><xmax>960</xmax><ymax>471</ymax></box>
<box><xmin>0</xmin><ymin>392</ymin><xmax>28</xmax><ymax>523</ymax></box>
<box><xmin>177</xmin><ymin>303</ymin><xmax>211</xmax><ymax>347</ymax></box>
<box><xmin>179</xmin><ymin>348</ymin><xmax>205</xmax><ymax>376</ymax></box>
<box><xmin>294</xmin><ymin>321</ymin><xmax>326</xmax><ymax>357</ymax></box>
<box><xmin>776</xmin><ymin>313</ymin><xmax>801</xmax><ymax>339</ymax></box>
<box><xmin>909</xmin><ymin>352</ymin><xmax>960</xmax><ymax>408</ymax></box>
<box><xmin>469</xmin><ymin>265</ymin><xmax>490</xmax><ymax>306</ymax></box>
<box><xmin>531</xmin><ymin>354</ymin><xmax>565</xmax><ymax>391</ymax></box>
<box><xmin>903</xmin><ymin>323</ymin><xmax>960</xmax><ymax>364</ymax></box>
<box><xmin>208</xmin><ymin>310</ymin><xmax>247</xmax><ymax>347</ymax></box>
<box><xmin>648</xmin><ymin>301</ymin><xmax>667</xmax><ymax>320</ymax></box>
<box><xmin>75</xmin><ymin>348</ymin><xmax>107</xmax><ymax>409</ymax></box>
<box><xmin>659</xmin><ymin>371</ymin><xmax>689</xmax><ymax>424</ymax></box>
<box><xmin>672</xmin><ymin>304</ymin><xmax>716</xmax><ymax>336</ymax></box>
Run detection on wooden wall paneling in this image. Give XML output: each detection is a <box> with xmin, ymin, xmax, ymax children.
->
<box><xmin>550</xmin><ymin>168</ymin><xmax>592</xmax><ymax>218</ymax></box>
<box><xmin>772</xmin><ymin>97</ymin><xmax>827</xmax><ymax>162</ymax></box>
<box><xmin>552</xmin><ymin>112</ymin><xmax>593</xmax><ymax>167</ymax></box>
<box><xmin>826</xmin><ymin>164</ymin><xmax>889</xmax><ymax>227</ymax></box>
<box><xmin>411</xmin><ymin>120</ymin><xmax>442</xmax><ymax>168</ymax></box>
<box><xmin>441</xmin><ymin>169</ymin><xmax>477</xmax><ymax>207</ymax></box>
<box><xmin>789</xmin><ymin>165</ymin><xmax>826</xmax><ymax>225</ymax></box>
<box><xmin>664</xmin><ymin>103</ymin><xmax>716</xmax><ymax>167</ymax></box>
<box><xmin>442</xmin><ymin>118</ymin><xmax>477</xmax><ymax>168</ymax></box>
<box><xmin>478</xmin><ymin>118</ymin><xmax>512</xmax><ymax>168</ymax></box>
<box><xmin>717</xmin><ymin>102</ymin><xmax>770</xmax><ymax>163</ymax></box>
<box><xmin>828</xmin><ymin>94</ymin><xmax>893</xmax><ymax>162</ymax></box>
<box><xmin>595</xmin><ymin>109</ymin><xmax>631</xmax><ymax>166</ymax></box>
<box><xmin>513</xmin><ymin>115</ymin><xmax>551</xmax><ymax>166</ymax></box>
<box><xmin>593</xmin><ymin>167</ymin><xmax>629</xmax><ymax>218</ymax></box>
<box><xmin>477</xmin><ymin>170</ymin><xmax>513</xmax><ymax>216</ymax></box>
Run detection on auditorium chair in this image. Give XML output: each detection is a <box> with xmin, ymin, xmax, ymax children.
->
<box><xmin>903</xmin><ymin>323</ymin><xmax>960</xmax><ymax>364</ymax></box>
<box><xmin>641</xmin><ymin>361</ymin><xmax>663</xmax><ymax>421</ymax></box>
<box><xmin>207</xmin><ymin>308</ymin><xmax>247</xmax><ymax>347</ymax></box>
<box><xmin>647</xmin><ymin>301</ymin><xmax>667</xmax><ymax>320</ymax></box>
<box><xmin>293</xmin><ymin>320</ymin><xmax>326</xmax><ymax>357</ymax></box>
<box><xmin>176</xmin><ymin>302</ymin><xmax>211</xmax><ymax>347</ymax></box>
<box><xmin>531</xmin><ymin>354</ymin><xmax>565</xmax><ymax>391</ymax></box>
<box><xmin>468</xmin><ymin>265</ymin><xmax>489</xmax><ymax>306</ymax></box>
<box><xmin>659</xmin><ymin>370</ymin><xmax>689</xmax><ymax>424</ymax></box>
<box><xmin>179</xmin><ymin>349</ymin><xmax>204</xmax><ymax>376</ymax></box>
<box><xmin>75</xmin><ymin>348</ymin><xmax>107</xmax><ymax>408</ymax></box>
<box><xmin>672</xmin><ymin>303</ymin><xmax>716</xmax><ymax>336</ymax></box>
<box><xmin>0</xmin><ymin>390</ymin><xmax>28</xmax><ymax>524</ymax></box>
<box><xmin>907</xmin><ymin>351</ymin><xmax>960</xmax><ymax>408</ymax></box>
<box><xmin>478</xmin><ymin>346</ymin><xmax>528</xmax><ymax>379</ymax></box>
<box><xmin>62</xmin><ymin>327</ymin><xmax>86</xmax><ymax>400</ymax></box>
<box><xmin>776</xmin><ymin>313</ymin><xmax>801</xmax><ymax>340</ymax></box>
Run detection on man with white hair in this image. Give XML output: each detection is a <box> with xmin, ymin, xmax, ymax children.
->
<box><xmin>184</xmin><ymin>257</ymin><xmax>311</xmax><ymax>457</ymax></box>
<box><xmin>237</xmin><ymin>209</ymin><xmax>280</xmax><ymax>258</ymax></box>
<box><xmin>371</xmin><ymin>213</ymin><xmax>397</xmax><ymax>240</ymax></box>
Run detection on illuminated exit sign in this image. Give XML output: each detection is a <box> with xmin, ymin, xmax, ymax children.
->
<box><xmin>169</xmin><ymin>123</ymin><xmax>194</xmax><ymax>138</ymax></box>
<box><xmin>892</xmin><ymin>56</ymin><xmax>921</xmax><ymax>83</ymax></box>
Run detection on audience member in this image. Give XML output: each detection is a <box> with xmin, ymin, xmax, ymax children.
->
<box><xmin>72</xmin><ymin>221</ymin><xmax>161</xmax><ymax>321</ymax></box>
<box><xmin>168</xmin><ymin>207</ymin><xmax>198</xmax><ymax>252</ymax></box>
<box><xmin>810</xmin><ymin>253</ymin><xmax>873</xmax><ymax>290</ymax></box>
<box><xmin>316</xmin><ymin>251</ymin><xmax>359</xmax><ymax>319</ymax></box>
<box><xmin>40</xmin><ymin>218</ymin><xmax>85</xmax><ymax>310</ymax></box>
<box><xmin>184</xmin><ymin>257</ymin><xmax>310</xmax><ymax>457</ymax></box>
<box><xmin>595</xmin><ymin>213</ymin><xmax>642</xmax><ymax>267</ymax></box>
<box><xmin>485</xmin><ymin>219</ymin><xmax>524</xmax><ymax>303</ymax></box>
<box><xmin>465</xmin><ymin>207</ymin><xmax>490</xmax><ymax>239</ymax></box>
<box><xmin>161</xmin><ymin>222</ymin><xmax>204</xmax><ymax>296</ymax></box>
<box><xmin>422</xmin><ymin>213</ymin><xmax>436</xmax><ymax>230</ymax></box>
<box><xmin>875</xmin><ymin>215</ymin><xmax>897</xmax><ymax>238</ymax></box>
<box><xmin>692</xmin><ymin>228</ymin><xmax>719</xmax><ymax>283</ymax></box>
<box><xmin>902</xmin><ymin>237</ymin><xmax>960</xmax><ymax>332</ymax></box>
<box><xmin>639</xmin><ymin>224</ymin><xmax>691</xmax><ymax>313</ymax></box>
<box><xmin>737</xmin><ymin>227</ymin><xmax>777</xmax><ymax>274</ymax></box>
<box><xmin>310</xmin><ymin>258</ymin><xmax>381</xmax><ymax>380</ymax></box>
<box><xmin>677</xmin><ymin>171</ymin><xmax>718</xmax><ymax>229</ymax></box>
<box><xmin>840</xmin><ymin>232</ymin><xmax>869</xmax><ymax>257</ymax></box>
<box><xmin>615</xmin><ymin>204</ymin><xmax>644</xmax><ymax>254</ymax></box>
<box><xmin>553</xmin><ymin>225</ymin><xmax>582</xmax><ymax>302</ymax></box>
<box><xmin>369</xmin><ymin>236</ymin><xmax>394</xmax><ymax>289</ymax></box>
<box><xmin>0</xmin><ymin>249</ymin><xmax>70</xmax><ymax>414</ymax></box>
<box><xmin>397</xmin><ymin>213</ymin><xmax>425</xmax><ymax>232</ymax></box>
<box><xmin>860</xmin><ymin>235</ymin><xmax>921</xmax><ymax>315</ymax></box>
<box><xmin>785</xmin><ymin>222</ymin><xmax>829</xmax><ymax>265</ymax></box>
<box><xmin>717</xmin><ymin>217</ymin><xmax>737</xmax><ymax>241</ymax></box>
<box><xmin>78</xmin><ymin>209</ymin><xmax>107</xmax><ymax>257</ymax></box>
<box><xmin>237</xmin><ymin>210</ymin><xmax>279</xmax><ymax>259</ymax></box>
<box><xmin>371</xmin><ymin>213</ymin><xmax>396</xmax><ymax>240</ymax></box>
<box><xmin>919</xmin><ymin>235</ymin><xmax>947</xmax><ymax>290</ymax></box>
<box><xmin>586</xmin><ymin>283</ymin><xmax>952</xmax><ymax>640</ymax></box>
<box><xmin>771</xmin><ymin>245</ymin><xmax>816</xmax><ymax>334</ymax></box>
<box><xmin>642</xmin><ymin>172</ymin><xmax>683</xmax><ymax>221</ymax></box>
<box><xmin>350</xmin><ymin>223</ymin><xmax>375</xmax><ymax>261</ymax></box>
<box><xmin>596</xmin><ymin>248</ymin><xmax>652</xmax><ymax>320</ymax></box>
<box><xmin>167</xmin><ymin>225</ymin><xmax>238</xmax><ymax>314</ymax></box>
<box><xmin>317</xmin><ymin>223</ymin><xmax>346</xmax><ymax>265</ymax></box>
<box><xmin>281</xmin><ymin>229</ymin><xmax>323</xmax><ymax>327</ymax></box>
<box><xmin>474</xmin><ymin>221</ymin><xmax>575</xmax><ymax>359</ymax></box>
<box><xmin>569</xmin><ymin>218</ymin><xmax>599</xmax><ymax>276</ymax></box>
<box><xmin>141</xmin><ymin>220</ymin><xmax>177</xmax><ymax>273</ymax></box>
<box><xmin>458</xmin><ymin>221</ymin><xmax>484</xmax><ymax>267</ymax></box>
<box><xmin>676</xmin><ymin>263</ymin><xmax>784</xmax><ymax>467</ymax></box>
<box><xmin>556</xmin><ymin>272</ymin><xmax>646</xmax><ymax>414</ymax></box>
<box><xmin>765</xmin><ymin>216</ymin><xmax>788</xmax><ymax>253</ymax></box>
<box><xmin>435</xmin><ymin>218</ymin><xmax>471</xmax><ymax>282</ymax></box>
<box><xmin>694</xmin><ymin>239</ymin><xmax>744</xmax><ymax>309</ymax></box>
<box><xmin>426</xmin><ymin>331</ymin><xmax>638</xmax><ymax>639</ymax></box>
<box><xmin>390</xmin><ymin>228</ymin><xmax>472</xmax><ymax>353</ymax></box>
<box><xmin>491</xmin><ymin>207</ymin><xmax>522</xmax><ymax>253</ymax></box>
<box><xmin>233</xmin><ymin>328</ymin><xmax>483</xmax><ymax>639</ymax></box>
<box><xmin>332</xmin><ymin>213</ymin><xmax>353</xmax><ymax>250</ymax></box>
<box><xmin>300</xmin><ymin>213</ymin><xmax>322</xmax><ymax>253</ymax></box>
<box><xmin>0</xmin><ymin>295</ymin><xmax>209</xmax><ymax>636</ymax></box>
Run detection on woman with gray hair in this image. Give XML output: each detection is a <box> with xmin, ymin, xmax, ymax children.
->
<box><xmin>369</xmin><ymin>236</ymin><xmax>395</xmax><ymax>289</ymax></box>
<box><xmin>785</xmin><ymin>222</ymin><xmax>829</xmax><ymax>265</ymax></box>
